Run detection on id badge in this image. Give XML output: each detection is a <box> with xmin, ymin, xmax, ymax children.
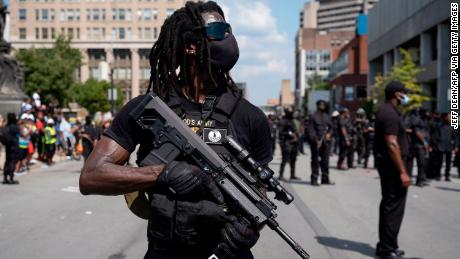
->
<box><xmin>203</xmin><ymin>128</ymin><xmax>227</xmax><ymax>144</ymax></box>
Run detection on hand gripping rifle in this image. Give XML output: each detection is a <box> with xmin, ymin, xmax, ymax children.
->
<box><xmin>124</xmin><ymin>93</ymin><xmax>309</xmax><ymax>259</ymax></box>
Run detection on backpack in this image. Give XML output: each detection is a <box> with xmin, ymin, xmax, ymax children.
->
<box><xmin>0</xmin><ymin>126</ymin><xmax>15</xmax><ymax>146</ymax></box>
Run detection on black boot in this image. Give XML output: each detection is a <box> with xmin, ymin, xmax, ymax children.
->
<box><xmin>290</xmin><ymin>168</ymin><xmax>300</xmax><ymax>180</ymax></box>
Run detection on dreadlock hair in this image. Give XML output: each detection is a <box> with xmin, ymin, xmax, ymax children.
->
<box><xmin>147</xmin><ymin>1</ymin><xmax>239</xmax><ymax>101</ymax></box>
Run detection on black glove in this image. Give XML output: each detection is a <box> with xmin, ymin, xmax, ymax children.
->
<box><xmin>212</xmin><ymin>216</ymin><xmax>260</xmax><ymax>259</ymax></box>
<box><xmin>176</xmin><ymin>200</ymin><xmax>228</xmax><ymax>228</ymax></box>
<box><xmin>157</xmin><ymin>161</ymin><xmax>224</xmax><ymax>204</ymax></box>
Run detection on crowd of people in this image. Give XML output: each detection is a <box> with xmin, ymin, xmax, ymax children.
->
<box><xmin>1</xmin><ymin>92</ymin><xmax>110</xmax><ymax>185</ymax></box>
<box><xmin>268</xmin><ymin>100</ymin><xmax>459</xmax><ymax>187</ymax></box>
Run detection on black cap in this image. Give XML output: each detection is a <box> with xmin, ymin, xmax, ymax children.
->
<box><xmin>385</xmin><ymin>81</ymin><xmax>410</xmax><ymax>100</ymax></box>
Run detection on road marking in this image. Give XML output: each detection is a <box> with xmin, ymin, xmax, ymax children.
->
<box><xmin>85</xmin><ymin>211</ymin><xmax>92</xmax><ymax>215</ymax></box>
<box><xmin>61</xmin><ymin>186</ymin><xmax>80</xmax><ymax>193</ymax></box>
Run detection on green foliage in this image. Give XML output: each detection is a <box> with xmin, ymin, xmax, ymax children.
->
<box><xmin>370</xmin><ymin>48</ymin><xmax>430</xmax><ymax>113</ymax></box>
<box><xmin>16</xmin><ymin>36</ymin><xmax>82</xmax><ymax>106</ymax></box>
<box><xmin>307</xmin><ymin>73</ymin><xmax>331</xmax><ymax>91</ymax></box>
<box><xmin>302</xmin><ymin>73</ymin><xmax>330</xmax><ymax>111</ymax></box>
<box><xmin>71</xmin><ymin>79</ymin><xmax>124</xmax><ymax>114</ymax></box>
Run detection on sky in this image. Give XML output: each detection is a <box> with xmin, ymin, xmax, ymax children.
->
<box><xmin>214</xmin><ymin>0</ymin><xmax>308</xmax><ymax>105</ymax></box>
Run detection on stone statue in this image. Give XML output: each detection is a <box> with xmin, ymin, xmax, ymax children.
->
<box><xmin>0</xmin><ymin>1</ymin><xmax>27</xmax><ymax>115</ymax></box>
<box><xmin>0</xmin><ymin>2</ymin><xmax>6</xmax><ymax>42</ymax></box>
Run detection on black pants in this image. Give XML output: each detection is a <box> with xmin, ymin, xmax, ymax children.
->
<box><xmin>433</xmin><ymin>151</ymin><xmax>452</xmax><ymax>179</ymax></box>
<box><xmin>310</xmin><ymin>140</ymin><xmax>331</xmax><ymax>182</ymax></box>
<box><xmin>356</xmin><ymin>133</ymin><xmax>365</xmax><ymax>163</ymax></box>
<box><xmin>3</xmin><ymin>149</ymin><xmax>19</xmax><ymax>182</ymax></box>
<box><xmin>144</xmin><ymin>249</ymin><xmax>254</xmax><ymax>259</ymax></box>
<box><xmin>405</xmin><ymin>147</ymin><xmax>427</xmax><ymax>183</ymax></box>
<box><xmin>376</xmin><ymin>157</ymin><xmax>408</xmax><ymax>255</ymax></box>
<box><xmin>363</xmin><ymin>138</ymin><xmax>373</xmax><ymax>168</ymax></box>
<box><xmin>338</xmin><ymin>140</ymin><xmax>353</xmax><ymax>167</ymax></box>
<box><xmin>279</xmin><ymin>143</ymin><xmax>298</xmax><ymax>178</ymax></box>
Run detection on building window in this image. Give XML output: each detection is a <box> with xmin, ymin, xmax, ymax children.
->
<box><xmin>154</xmin><ymin>27</ymin><xmax>158</xmax><ymax>39</ymax></box>
<box><xmin>50</xmin><ymin>9</ymin><xmax>55</xmax><ymax>20</ymax></box>
<box><xmin>35</xmin><ymin>28</ymin><xmax>40</xmax><ymax>39</ymax></box>
<box><xmin>126</xmin><ymin>9</ymin><xmax>132</xmax><ymax>21</ymax></box>
<box><xmin>51</xmin><ymin>28</ymin><xmax>56</xmax><ymax>39</ymax></box>
<box><xmin>357</xmin><ymin>86</ymin><xmax>367</xmax><ymax>99</ymax></box>
<box><xmin>76</xmin><ymin>28</ymin><xmax>80</xmax><ymax>39</ymax></box>
<box><xmin>141</xmin><ymin>68</ymin><xmax>150</xmax><ymax>79</ymax></box>
<box><xmin>68</xmin><ymin>27</ymin><xmax>74</xmax><ymax>38</ymax></box>
<box><xmin>166</xmin><ymin>8</ymin><xmax>174</xmax><ymax>17</ymax></box>
<box><xmin>60</xmin><ymin>9</ymin><xmax>65</xmax><ymax>21</ymax></box>
<box><xmin>127</xmin><ymin>28</ymin><xmax>132</xmax><ymax>39</ymax></box>
<box><xmin>119</xmin><ymin>9</ymin><xmax>125</xmax><ymax>20</ymax></box>
<box><xmin>144</xmin><ymin>27</ymin><xmax>152</xmax><ymax>39</ymax></box>
<box><xmin>143</xmin><ymin>9</ymin><xmax>152</xmax><ymax>20</ymax></box>
<box><xmin>345</xmin><ymin>86</ymin><xmax>354</xmax><ymax>101</ymax></box>
<box><xmin>119</xmin><ymin>28</ymin><xmax>125</xmax><ymax>39</ymax></box>
<box><xmin>75</xmin><ymin>9</ymin><xmax>80</xmax><ymax>21</ymax></box>
<box><xmin>19</xmin><ymin>28</ymin><xmax>27</xmax><ymax>39</ymax></box>
<box><xmin>90</xmin><ymin>67</ymin><xmax>102</xmax><ymax>80</ymax></box>
<box><xmin>111</xmin><ymin>28</ymin><xmax>116</xmax><ymax>40</ymax></box>
<box><xmin>67</xmin><ymin>9</ymin><xmax>74</xmax><ymax>21</ymax></box>
<box><xmin>42</xmin><ymin>9</ymin><xmax>49</xmax><ymax>21</ymax></box>
<box><xmin>19</xmin><ymin>9</ymin><xmax>27</xmax><ymax>20</ymax></box>
<box><xmin>42</xmin><ymin>28</ymin><xmax>48</xmax><ymax>39</ymax></box>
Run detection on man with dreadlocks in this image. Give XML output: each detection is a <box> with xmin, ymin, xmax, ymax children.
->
<box><xmin>79</xmin><ymin>2</ymin><xmax>272</xmax><ymax>259</ymax></box>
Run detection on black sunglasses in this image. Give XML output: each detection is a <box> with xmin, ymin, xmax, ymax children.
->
<box><xmin>194</xmin><ymin>22</ymin><xmax>232</xmax><ymax>40</ymax></box>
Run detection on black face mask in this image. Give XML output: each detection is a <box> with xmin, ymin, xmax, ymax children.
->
<box><xmin>208</xmin><ymin>34</ymin><xmax>239</xmax><ymax>72</ymax></box>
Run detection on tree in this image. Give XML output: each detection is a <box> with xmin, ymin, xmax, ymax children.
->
<box><xmin>71</xmin><ymin>79</ymin><xmax>124</xmax><ymax>114</ymax></box>
<box><xmin>307</xmin><ymin>73</ymin><xmax>331</xmax><ymax>91</ymax></box>
<box><xmin>302</xmin><ymin>73</ymin><xmax>331</xmax><ymax>111</ymax></box>
<box><xmin>370</xmin><ymin>48</ymin><xmax>430</xmax><ymax>113</ymax></box>
<box><xmin>16</xmin><ymin>36</ymin><xmax>82</xmax><ymax>106</ymax></box>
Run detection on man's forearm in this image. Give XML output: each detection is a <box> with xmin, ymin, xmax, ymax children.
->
<box><xmin>79</xmin><ymin>137</ymin><xmax>165</xmax><ymax>195</ymax></box>
<box><xmin>80</xmin><ymin>162</ymin><xmax>162</xmax><ymax>195</ymax></box>
<box><xmin>387</xmin><ymin>142</ymin><xmax>407</xmax><ymax>175</ymax></box>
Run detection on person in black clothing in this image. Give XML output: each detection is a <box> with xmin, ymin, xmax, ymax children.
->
<box><xmin>278</xmin><ymin>107</ymin><xmax>300</xmax><ymax>181</ymax></box>
<box><xmin>426</xmin><ymin>111</ymin><xmax>440</xmax><ymax>179</ymax></box>
<box><xmin>432</xmin><ymin>113</ymin><xmax>455</xmax><ymax>181</ymax></box>
<box><xmin>337</xmin><ymin>108</ymin><xmax>354</xmax><ymax>170</ymax></box>
<box><xmin>363</xmin><ymin>114</ymin><xmax>375</xmax><ymax>169</ymax></box>
<box><xmin>1</xmin><ymin>113</ymin><xmax>20</xmax><ymax>184</ymax></box>
<box><xmin>374</xmin><ymin>81</ymin><xmax>411</xmax><ymax>259</ymax></box>
<box><xmin>267</xmin><ymin>114</ymin><xmax>277</xmax><ymax>154</ymax></box>
<box><xmin>331</xmin><ymin>110</ymin><xmax>340</xmax><ymax>155</ymax></box>
<box><xmin>81</xmin><ymin>116</ymin><xmax>98</xmax><ymax>161</ymax></box>
<box><xmin>308</xmin><ymin>100</ymin><xmax>334</xmax><ymax>185</ymax></box>
<box><xmin>404</xmin><ymin>108</ymin><xmax>430</xmax><ymax>187</ymax></box>
<box><xmin>80</xmin><ymin>2</ymin><xmax>266</xmax><ymax>259</ymax></box>
<box><xmin>354</xmin><ymin>108</ymin><xmax>367</xmax><ymax>165</ymax></box>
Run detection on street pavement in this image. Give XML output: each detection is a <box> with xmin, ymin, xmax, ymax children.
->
<box><xmin>1</xmin><ymin>148</ymin><xmax>459</xmax><ymax>259</ymax></box>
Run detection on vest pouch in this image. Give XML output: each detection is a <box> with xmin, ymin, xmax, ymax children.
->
<box><xmin>147</xmin><ymin>193</ymin><xmax>175</xmax><ymax>251</ymax></box>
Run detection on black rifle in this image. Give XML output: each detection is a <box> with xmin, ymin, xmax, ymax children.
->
<box><xmin>129</xmin><ymin>93</ymin><xmax>310</xmax><ymax>259</ymax></box>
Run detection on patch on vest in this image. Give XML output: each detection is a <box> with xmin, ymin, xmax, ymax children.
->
<box><xmin>203</xmin><ymin>128</ymin><xmax>227</xmax><ymax>144</ymax></box>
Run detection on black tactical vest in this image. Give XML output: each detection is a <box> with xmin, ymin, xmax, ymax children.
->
<box><xmin>143</xmin><ymin>90</ymin><xmax>242</xmax><ymax>255</ymax></box>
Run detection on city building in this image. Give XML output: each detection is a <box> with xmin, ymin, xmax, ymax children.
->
<box><xmin>279</xmin><ymin>79</ymin><xmax>295</xmax><ymax>108</ymax></box>
<box><xmin>294</xmin><ymin>28</ymin><xmax>354</xmax><ymax>109</ymax></box>
<box><xmin>329</xmin><ymin>14</ymin><xmax>369</xmax><ymax>112</ymax></box>
<box><xmin>300</xmin><ymin>0</ymin><xmax>378</xmax><ymax>31</ymax></box>
<box><xmin>8</xmin><ymin>0</ymin><xmax>192</xmax><ymax>102</ymax></box>
<box><xmin>368</xmin><ymin>0</ymin><xmax>451</xmax><ymax>112</ymax></box>
<box><xmin>295</xmin><ymin>0</ymin><xmax>377</xmax><ymax>110</ymax></box>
